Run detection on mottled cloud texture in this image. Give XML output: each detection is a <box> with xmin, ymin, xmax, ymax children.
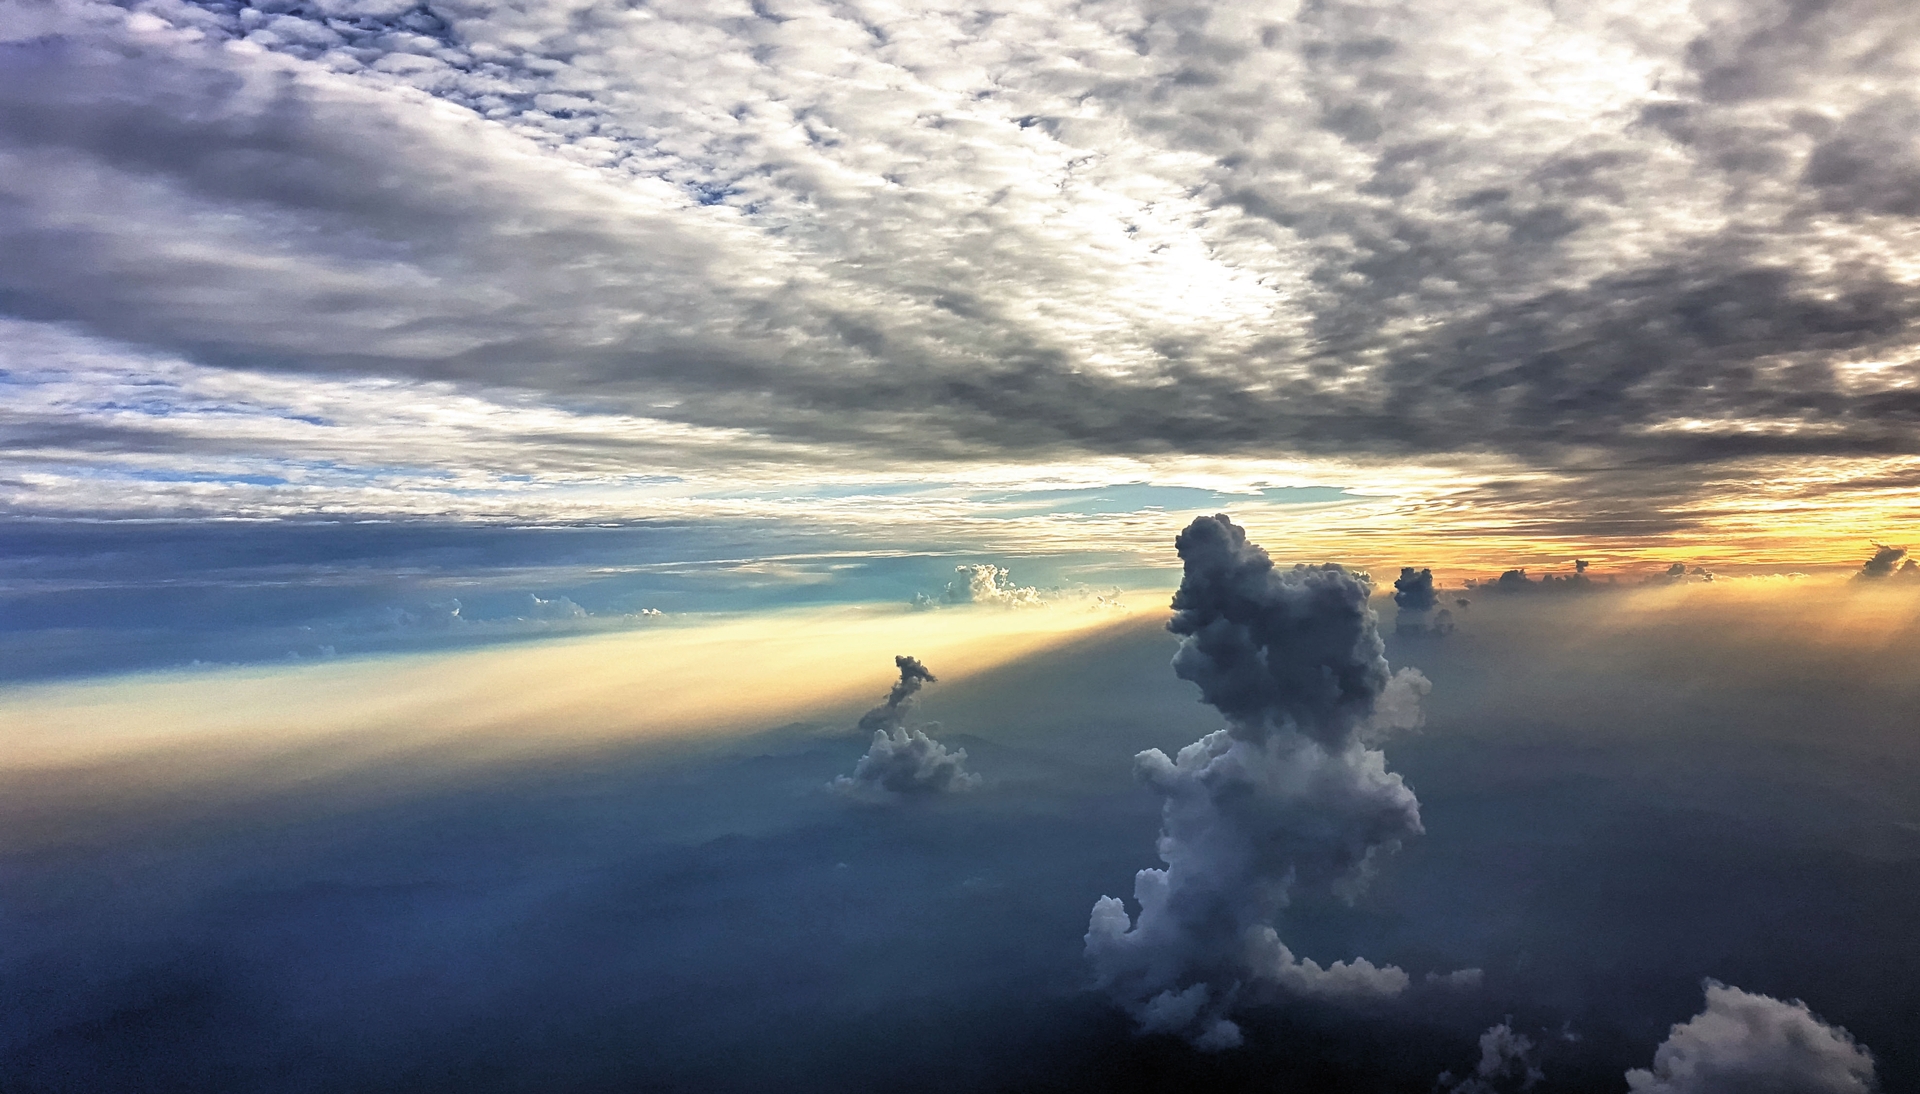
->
<box><xmin>5</xmin><ymin>0</ymin><xmax>1920</xmax><ymax>530</ymax></box>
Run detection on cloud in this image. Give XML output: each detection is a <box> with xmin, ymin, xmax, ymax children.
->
<box><xmin>833</xmin><ymin>655</ymin><xmax>980</xmax><ymax>798</ymax></box>
<box><xmin>1393</xmin><ymin>566</ymin><xmax>1455</xmax><ymax>637</ymax></box>
<box><xmin>855</xmin><ymin>655</ymin><xmax>936</xmax><ymax>733</ymax></box>
<box><xmin>1644</xmin><ymin>563</ymin><xmax>1717</xmax><ymax>586</ymax></box>
<box><xmin>1625</xmin><ymin>982</ymin><xmax>1877</xmax><ymax>1094</ymax></box>
<box><xmin>8</xmin><ymin>0</ymin><xmax>1920</xmax><ymax>528</ymax></box>
<box><xmin>831</xmin><ymin>724</ymin><xmax>981</xmax><ymax>798</ymax></box>
<box><xmin>1084</xmin><ymin>514</ymin><xmax>1433</xmax><ymax>1048</ymax></box>
<box><xmin>940</xmin><ymin>565</ymin><xmax>1046</xmax><ymax>608</ymax></box>
<box><xmin>1364</xmin><ymin>665</ymin><xmax>1432</xmax><ymax>744</ymax></box>
<box><xmin>914</xmin><ymin>564</ymin><xmax>1128</xmax><ymax>611</ymax></box>
<box><xmin>524</xmin><ymin>593</ymin><xmax>587</xmax><ymax>621</ymax></box>
<box><xmin>1438</xmin><ymin>1022</ymin><xmax>1544</xmax><ymax>1094</ymax></box>
<box><xmin>1855</xmin><ymin>543</ymin><xmax>1913</xmax><ymax>580</ymax></box>
<box><xmin>1474</xmin><ymin>564</ymin><xmax>1611</xmax><ymax>593</ymax></box>
<box><xmin>1393</xmin><ymin>567</ymin><xmax>1439</xmax><ymax>614</ymax></box>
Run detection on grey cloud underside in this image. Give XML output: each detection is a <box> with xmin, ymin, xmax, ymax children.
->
<box><xmin>6</xmin><ymin>0</ymin><xmax>1920</xmax><ymax>482</ymax></box>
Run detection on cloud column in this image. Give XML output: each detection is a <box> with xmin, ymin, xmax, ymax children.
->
<box><xmin>1086</xmin><ymin>514</ymin><xmax>1427</xmax><ymax>1048</ymax></box>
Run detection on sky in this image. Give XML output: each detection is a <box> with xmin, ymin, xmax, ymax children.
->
<box><xmin>4</xmin><ymin>0</ymin><xmax>1920</xmax><ymax>1091</ymax></box>
<box><xmin>3</xmin><ymin>0</ymin><xmax>1919</xmax><ymax>568</ymax></box>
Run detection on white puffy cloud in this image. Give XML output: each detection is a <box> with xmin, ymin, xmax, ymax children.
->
<box><xmin>940</xmin><ymin>565</ymin><xmax>1045</xmax><ymax>608</ymax></box>
<box><xmin>1626</xmin><ymin>982</ymin><xmax>1877</xmax><ymax>1094</ymax></box>
<box><xmin>831</xmin><ymin>725</ymin><xmax>982</xmax><ymax>799</ymax></box>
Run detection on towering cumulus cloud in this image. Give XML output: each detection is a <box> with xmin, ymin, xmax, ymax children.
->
<box><xmin>1626</xmin><ymin>982</ymin><xmax>1876</xmax><ymax>1094</ymax></box>
<box><xmin>1855</xmin><ymin>543</ymin><xmax>1918</xmax><ymax>581</ymax></box>
<box><xmin>1394</xmin><ymin>567</ymin><xmax>1440</xmax><ymax>614</ymax></box>
<box><xmin>1394</xmin><ymin>566</ymin><xmax>1451</xmax><ymax>636</ymax></box>
<box><xmin>833</xmin><ymin>656</ymin><xmax>980</xmax><ymax>798</ymax></box>
<box><xmin>1085</xmin><ymin>515</ymin><xmax>1427</xmax><ymax>1049</ymax></box>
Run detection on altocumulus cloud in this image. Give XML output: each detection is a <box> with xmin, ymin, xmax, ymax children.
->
<box><xmin>1085</xmin><ymin>515</ymin><xmax>1445</xmax><ymax>1049</ymax></box>
<box><xmin>6</xmin><ymin>0</ymin><xmax>1920</xmax><ymax>522</ymax></box>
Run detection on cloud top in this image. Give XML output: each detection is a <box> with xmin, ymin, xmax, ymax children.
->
<box><xmin>1626</xmin><ymin>982</ymin><xmax>1877</xmax><ymax>1094</ymax></box>
<box><xmin>1393</xmin><ymin>567</ymin><xmax>1439</xmax><ymax>614</ymax></box>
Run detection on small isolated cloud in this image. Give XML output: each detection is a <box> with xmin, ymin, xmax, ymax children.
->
<box><xmin>1426</xmin><ymin>968</ymin><xmax>1485</xmax><ymax>990</ymax></box>
<box><xmin>524</xmin><ymin>593</ymin><xmax>588</xmax><ymax>621</ymax></box>
<box><xmin>1625</xmin><ymin>982</ymin><xmax>1877</xmax><ymax>1094</ymax></box>
<box><xmin>857</xmin><ymin>654</ymin><xmax>936</xmax><ymax>734</ymax></box>
<box><xmin>1085</xmin><ymin>514</ymin><xmax>1456</xmax><ymax>1049</ymax></box>
<box><xmin>1393</xmin><ymin>567</ymin><xmax>1439</xmax><ymax>613</ymax></box>
<box><xmin>937</xmin><ymin>565</ymin><xmax>1047</xmax><ymax>608</ymax></box>
<box><xmin>1855</xmin><ymin>543</ymin><xmax>1914</xmax><ymax>581</ymax></box>
<box><xmin>1393</xmin><ymin>567</ymin><xmax>1452</xmax><ymax>637</ymax></box>
<box><xmin>832</xmin><ymin>656</ymin><xmax>979</xmax><ymax>799</ymax></box>
<box><xmin>1438</xmin><ymin>1021</ymin><xmax>1544</xmax><ymax>1094</ymax></box>
<box><xmin>1645</xmin><ymin>562</ymin><xmax>1716</xmax><ymax>586</ymax></box>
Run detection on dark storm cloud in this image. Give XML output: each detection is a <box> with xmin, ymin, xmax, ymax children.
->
<box><xmin>1393</xmin><ymin>567</ymin><xmax>1438</xmax><ymax>613</ymax></box>
<box><xmin>858</xmin><ymin>654</ymin><xmax>938</xmax><ymax>733</ymax></box>
<box><xmin>1625</xmin><ymin>982</ymin><xmax>1877</xmax><ymax>1094</ymax></box>
<box><xmin>1855</xmin><ymin>543</ymin><xmax>1912</xmax><ymax>580</ymax></box>
<box><xmin>1085</xmin><ymin>515</ymin><xmax>1438</xmax><ymax>1048</ymax></box>
<box><xmin>8</xmin><ymin>0</ymin><xmax>1920</xmax><ymax>516</ymax></box>
<box><xmin>834</xmin><ymin>656</ymin><xmax>980</xmax><ymax>797</ymax></box>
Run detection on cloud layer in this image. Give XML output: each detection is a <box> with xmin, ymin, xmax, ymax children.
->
<box><xmin>5</xmin><ymin>0</ymin><xmax>1920</xmax><ymax>532</ymax></box>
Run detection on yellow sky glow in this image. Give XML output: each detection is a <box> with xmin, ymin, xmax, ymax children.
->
<box><xmin>0</xmin><ymin>600</ymin><xmax>1158</xmax><ymax>851</ymax></box>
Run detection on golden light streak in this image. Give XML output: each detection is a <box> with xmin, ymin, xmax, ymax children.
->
<box><xmin>0</xmin><ymin>600</ymin><xmax>1156</xmax><ymax>851</ymax></box>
